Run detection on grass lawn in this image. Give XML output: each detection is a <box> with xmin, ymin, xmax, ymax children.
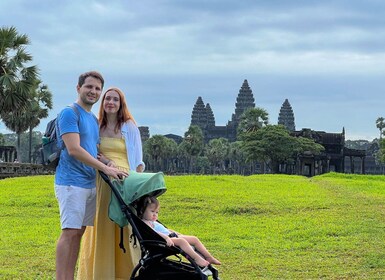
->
<box><xmin>1</xmin><ymin>173</ymin><xmax>385</xmax><ymax>279</ymax></box>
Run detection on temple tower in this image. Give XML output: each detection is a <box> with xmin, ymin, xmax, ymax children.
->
<box><xmin>190</xmin><ymin>79</ymin><xmax>256</xmax><ymax>142</ymax></box>
<box><xmin>278</xmin><ymin>99</ymin><xmax>296</xmax><ymax>131</ymax></box>
<box><xmin>206</xmin><ymin>103</ymin><xmax>215</xmax><ymax>127</ymax></box>
<box><xmin>191</xmin><ymin>96</ymin><xmax>208</xmax><ymax>130</ymax></box>
<box><xmin>229</xmin><ymin>79</ymin><xmax>255</xmax><ymax>127</ymax></box>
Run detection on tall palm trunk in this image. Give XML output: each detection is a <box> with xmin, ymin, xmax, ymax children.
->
<box><xmin>17</xmin><ymin>133</ymin><xmax>21</xmax><ymax>162</ymax></box>
<box><xmin>29</xmin><ymin>126</ymin><xmax>33</xmax><ymax>163</ymax></box>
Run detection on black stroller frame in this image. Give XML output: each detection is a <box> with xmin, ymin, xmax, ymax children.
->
<box><xmin>100</xmin><ymin>172</ymin><xmax>221</xmax><ymax>280</ymax></box>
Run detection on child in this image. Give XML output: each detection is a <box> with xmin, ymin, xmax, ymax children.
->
<box><xmin>138</xmin><ymin>196</ymin><xmax>221</xmax><ymax>267</ymax></box>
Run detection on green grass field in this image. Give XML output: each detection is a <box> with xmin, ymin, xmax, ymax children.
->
<box><xmin>1</xmin><ymin>173</ymin><xmax>385</xmax><ymax>279</ymax></box>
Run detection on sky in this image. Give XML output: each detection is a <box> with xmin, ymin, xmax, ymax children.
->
<box><xmin>1</xmin><ymin>0</ymin><xmax>385</xmax><ymax>141</ymax></box>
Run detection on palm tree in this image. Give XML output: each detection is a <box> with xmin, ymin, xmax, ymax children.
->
<box><xmin>0</xmin><ymin>26</ymin><xmax>39</xmax><ymax>118</ymax></box>
<box><xmin>27</xmin><ymin>80</ymin><xmax>53</xmax><ymax>162</ymax></box>
<box><xmin>2</xmin><ymin>110</ymin><xmax>31</xmax><ymax>162</ymax></box>
<box><xmin>183</xmin><ymin>125</ymin><xmax>204</xmax><ymax>173</ymax></box>
<box><xmin>237</xmin><ymin>107</ymin><xmax>269</xmax><ymax>140</ymax></box>
<box><xmin>1</xmin><ymin>80</ymin><xmax>52</xmax><ymax>163</ymax></box>
<box><xmin>376</xmin><ymin>117</ymin><xmax>385</xmax><ymax>140</ymax></box>
<box><xmin>228</xmin><ymin>141</ymin><xmax>247</xmax><ymax>174</ymax></box>
<box><xmin>177</xmin><ymin>141</ymin><xmax>190</xmax><ymax>173</ymax></box>
<box><xmin>375</xmin><ymin>117</ymin><xmax>385</xmax><ymax>174</ymax></box>
<box><xmin>162</xmin><ymin>138</ymin><xmax>178</xmax><ymax>172</ymax></box>
<box><xmin>144</xmin><ymin>135</ymin><xmax>169</xmax><ymax>171</ymax></box>
<box><xmin>206</xmin><ymin>138</ymin><xmax>229</xmax><ymax>174</ymax></box>
<box><xmin>237</xmin><ymin>107</ymin><xmax>269</xmax><ymax>173</ymax></box>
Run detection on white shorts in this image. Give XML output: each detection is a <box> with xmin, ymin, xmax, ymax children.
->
<box><xmin>55</xmin><ymin>184</ymin><xmax>96</xmax><ymax>229</ymax></box>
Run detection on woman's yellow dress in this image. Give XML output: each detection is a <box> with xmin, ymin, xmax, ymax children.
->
<box><xmin>77</xmin><ymin>137</ymin><xmax>140</xmax><ymax>280</ymax></box>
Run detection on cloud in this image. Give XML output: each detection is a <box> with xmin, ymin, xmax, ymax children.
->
<box><xmin>1</xmin><ymin>0</ymin><xmax>385</xmax><ymax>141</ymax></box>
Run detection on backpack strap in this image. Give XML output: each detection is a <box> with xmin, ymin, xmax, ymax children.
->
<box><xmin>64</xmin><ymin>103</ymin><xmax>98</xmax><ymax>132</ymax></box>
<box><xmin>69</xmin><ymin>103</ymin><xmax>81</xmax><ymax>121</ymax></box>
<box><xmin>56</xmin><ymin>104</ymin><xmax>81</xmax><ymax>149</ymax></box>
<box><xmin>70</xmin><ymin>103</ymin><xmax>98</xmax><ymax>126</ymax></box>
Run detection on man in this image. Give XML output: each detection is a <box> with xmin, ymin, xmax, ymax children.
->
<box><xmin>54</xmin><ymin>71</ymin><xmax>128</xmax><ymax>279</ymax></box>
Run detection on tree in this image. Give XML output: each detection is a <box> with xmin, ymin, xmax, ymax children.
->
<box><xmin>237</xmin><ymin>107</ymin><xmax>269</xmax><ymax>140</ymax></box>
<box><xmin>240</xmin><ymin>125</ymin><xmax>294</xmax><ymax>173</ymax></box>
<box><xmin>376</xmin><ymin>117</ymin><xmax>385</xmax><ymax>140</ymax></box>
<box><xmin>0</xmin><ymin>26</ymin><xmax>39</xmax><ymax>118</ymax></box>
<box><xmin>176</xmin><ymin>141</ymin><xmax>190</xmax><ymax>173</ymax></box>
<box><xmin>1</xmin><ymin>80</ymin><xmax>52</xmax><ymax>162</ymax></box>
<box><xmin>345</xmin><ymin>139</ymin><xmax>370</xmax><ymax>150</ymax></box>
<box><xmin>228</xmin><ymin>141</ymin><xmax>248</xmax><ymax>174</ymax></box>
<box><xmin>295</xmin><ymin>136</ymin><xmax>324</xmax><ymax>158</ymax></box>
<box><xmin>195</xmin><ymin>156</ymin><xmax>210</xmax><ymax>174</ymax></box>
<box><xmin>2</xmin><ymin>130</ymin><xmax>43</xmax><ymax>163</ymax></box>
<box><xmin>162</xmin><ymin>137</ymin><xmax>178</xmax><ymax>172</ymax></box>
<box><xmin>379</xmin><ymin>139</ymin><xmax>385</xmax><ymax>164</ymax></box>
<box><xmin>144</xmin><ymin>135</ymin><xmax>169</xmax><ymax>171</ymax></box>
<box><xmin>205</xmin><ymin>138</ymin><xmax>229</xmax><ymax>174</ymax></box>
<box><xmin>236</xmin><ymin>107</ymin><xmax>269</xmax><ymax>173</ymax></box>
<box><xmin>240</xmin><ymin>125</ymin><xmax>323</xmax><ymax>173</ymax></box>
<box><xmin>183</xmin><ymin>125</ymin><xmax>204</xmax><ymax>173</ymax></box>
<box><xmin>26</xmin><ymin>80</ymin><xmax>53</xmax><ymax>162</ymax></box>
<box><xmin>2</xmin><ymin>110</ymin><xmax>31</xmax><ymax>161</ymax></box>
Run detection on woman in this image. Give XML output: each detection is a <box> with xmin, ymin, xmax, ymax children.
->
<box><xmin>77</xmin><ymin>87</ymin><xmax>145</xmax><ymax>279</ymax></box>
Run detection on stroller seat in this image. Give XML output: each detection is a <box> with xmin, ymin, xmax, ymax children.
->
<box><xmin>100</xmin><ymin>171</ymin><xmax>220</xmax><ymax>280</ymax></box>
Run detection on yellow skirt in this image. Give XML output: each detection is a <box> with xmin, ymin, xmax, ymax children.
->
<box><xmin>77</xmin><ymin>137</ymin><xmax>140</xmax><ymax>280</ymax></box>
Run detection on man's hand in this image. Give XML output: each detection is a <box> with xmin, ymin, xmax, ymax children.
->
<box><xmin>103</xmin><ymin>165</ymin><xmax>128</xmax><ymax>180</ymax></box>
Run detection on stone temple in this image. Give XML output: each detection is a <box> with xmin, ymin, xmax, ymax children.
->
<box><xmin>189</xmin><ymin>79</ymin><xmax>367</xmax><ymax>176</ymax></box>
<box><xmin>190</xmin><ymin>79</ymin><xmax>255</xmax><ymax>142</ymax></box>
<box><xmin>191</xmin><ymin>80</ymin><xmax>299</xmax><ymax>141</ymax></box>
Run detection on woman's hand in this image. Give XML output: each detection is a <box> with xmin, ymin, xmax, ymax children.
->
<box><xmin>107</xmin><ymin>160</ymin><xmax>116</xmax><ymax>168</ymax></box>
<box><xmin>98</xmin><ymin>153</ymin><xmax>117</xmax><ymax>167</ymax></box>
<box><xmin>136</xmin><ymin>164</ymin><xmax>144</xmax><ymax>172</ymax></box>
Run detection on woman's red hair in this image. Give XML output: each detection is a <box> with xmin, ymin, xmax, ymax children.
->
<box><xmin>98</xmin><ymin>87</ymin><xmax>137</xmax><ymax>132</ymax></box>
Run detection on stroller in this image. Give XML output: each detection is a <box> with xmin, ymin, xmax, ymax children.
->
<box><xmin>100</xmin><ymin>171</ymin><xmax>221</xmax><ymax>280</ymax></box>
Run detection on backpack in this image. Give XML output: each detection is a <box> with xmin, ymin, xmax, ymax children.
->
<box><xmin>41</xmin><ymin>104</ymin><xmax>80</xmax><ymax>170</ymax></box>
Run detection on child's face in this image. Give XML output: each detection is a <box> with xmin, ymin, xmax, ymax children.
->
<box><xmin>143</xmin><ymin>203</ymin><xmax>159</xmax><ymax>221</ymax></box>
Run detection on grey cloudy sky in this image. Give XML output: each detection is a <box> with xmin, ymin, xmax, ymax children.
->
<box><xmin>1</xmin><ymin>0</ymin><xmax>385</xmax><ymax>140</ymax></box>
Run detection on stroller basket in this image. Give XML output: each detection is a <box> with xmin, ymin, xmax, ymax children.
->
<box><xmin>99</xmin><ymin>171</ymin><xmax>220</xmax><ymax>280</ymax></box>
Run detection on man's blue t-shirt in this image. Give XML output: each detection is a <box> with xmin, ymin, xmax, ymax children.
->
<box><xmin>54</xmin><ymin>103</ymin><xmax>99</xmax><ymax>189</ymax></box>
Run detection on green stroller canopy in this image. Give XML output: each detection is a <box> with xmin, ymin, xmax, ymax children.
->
<box><xmin>108</xmin><ymin>171</ymin><xmax>166</xmax><ymax>227</ymax></box>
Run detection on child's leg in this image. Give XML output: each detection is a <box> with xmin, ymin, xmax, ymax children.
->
<box><xmin>179</xmin><ymin>234</ymin><xmax>221</xmax><ymax>265</ymax></box>
<box><xmin>172</xmin><ymin>238</ymin><xmax>209</xmax><ymax>267</ymax></box>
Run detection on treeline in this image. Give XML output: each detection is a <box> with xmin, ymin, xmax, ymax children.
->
<box><xmin>142</xmin><ymin>122</ymin><xmax>323</xmax><ymax>174</ymax></box>
<box><xmin>0</xmin><ymin>123</ymin><xmax>381</xmax><ymax>174</ymax></box>
<box><xmin>1</xmin><ymin>131</ymin><xmax>43</xmax><ymax>163</ymax></box>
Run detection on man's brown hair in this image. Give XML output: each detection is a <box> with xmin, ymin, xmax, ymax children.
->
<box><xmin>78</xmin><ymin>71</ymin><xmax>104</xmax><ymax>88</ymax></box>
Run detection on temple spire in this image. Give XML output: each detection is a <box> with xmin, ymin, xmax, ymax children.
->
<box><xmin>230</xmin><ymin>79</ymin><xmax>255</xmax><ymax>125</ymax></box>
<box><xmin>206</xmin><ymin>103</ymin><xmax>215</xmax><ymax>127</ymax></box>
<box><xmin>278</xmin><ymin>99</ymin><xmax>295</xmax><ymax>131</ymax></box>
<box><xmin>190</xmin><ymin>79</ymin><xmax>256</xmax><ymax>142</ymax></box>
<box><xmin>190</xmin><ymin>96</ymin><xmax>207</xmax><ymax>130</ymax></box>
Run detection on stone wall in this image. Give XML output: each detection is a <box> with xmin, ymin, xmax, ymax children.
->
<box><xmin>0</xmin><ymin>163</ymin><xmax>53</xmax><ymax>179</ymax></box>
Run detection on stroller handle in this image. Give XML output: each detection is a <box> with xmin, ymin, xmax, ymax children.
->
<box><xmin>99</xmin><ymin>170</ymin><xmax>109</xmax><ymax>182</ymax></box>
<box><xmin>99</xmin><ymin>171</ymin><xmax>128</xmax><ymax>208</ymax></box>
<box><xmin>99</xmin><ymin>171</ymin><xmax>144</xmax><ymax>241</ymax></box>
